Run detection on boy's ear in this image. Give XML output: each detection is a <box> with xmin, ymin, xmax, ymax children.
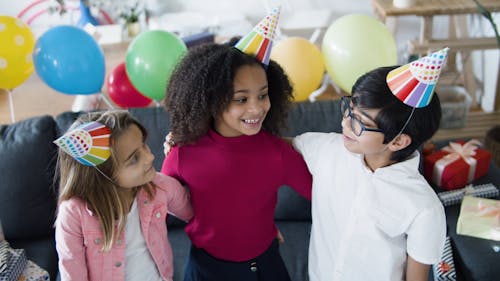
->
<box><xmin>387</xmin><ymin>134</ymin><xmax>412</xmax><ymax>152</ymax></box>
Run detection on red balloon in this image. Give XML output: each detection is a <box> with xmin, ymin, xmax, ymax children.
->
<box><xmin>107</xmin><ymin>62</ymin><xmax>152</xmax><ymax>108</ymax></box>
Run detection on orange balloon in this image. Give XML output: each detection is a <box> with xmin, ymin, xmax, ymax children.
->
<box><xmin>270</xmin><ymin>37</ymin><xmax>325</xmax><ymax>102</ymax></box>
<box><xmin>0</xmin><ymin>16</ymin><xmax>35</xmax><ymax>89</ymax></box>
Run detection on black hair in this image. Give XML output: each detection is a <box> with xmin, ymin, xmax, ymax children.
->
<box><xmin>164</xmin><ymin>37</ymin><xmax>293</xmax><ymax>145</ymax></box>
<box><xmin>351</xmin><ymin>66</ymin><xmax>442</xmax><ymax>162</ymax></box>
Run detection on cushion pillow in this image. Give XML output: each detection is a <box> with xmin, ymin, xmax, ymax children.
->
<box><xmin>286</xmin><ymin>99</ymin><xmax>342</xmax><ymax>137</ymax></box>
<box><xmin>0</xmin><ymin>116</ymin><xmax>58</xmax><ymax>240</ymax></box>
<box><xmin>129</xmin><ymin>106</ymin><xmax>171</xmax><ymax>171</ymax></box>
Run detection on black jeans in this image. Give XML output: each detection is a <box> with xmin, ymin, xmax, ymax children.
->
<box><xmin>183</xmin><ymin>239</ymin><xmax>291</xmax><ymax>281</ymax></box>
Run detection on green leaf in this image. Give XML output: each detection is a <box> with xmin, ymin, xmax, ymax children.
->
<box><xmin>472</xmin><ymin>0</ymin><xmax>500</xmax><ymax>48</ymax></box>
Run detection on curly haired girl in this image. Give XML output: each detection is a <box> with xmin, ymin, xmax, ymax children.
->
<box><xmin>160</xmin><ymin>8</ymin><xmax>312</xmax><ymax>281</ymax></box>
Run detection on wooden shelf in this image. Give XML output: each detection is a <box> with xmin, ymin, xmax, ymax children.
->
<box><xmin>432</xmin><ymin>110</ymin><xmax>500</xmax><ymax>141</ymax></box>
<box><xmin>372</xmin><ymin>0</ymin><xmax>500</xmax><ymax>18</ymax></box>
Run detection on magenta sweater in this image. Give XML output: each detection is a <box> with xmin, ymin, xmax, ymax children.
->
<box><xmin>161</xmin><ymin>129</ymin><xmax>312</xmax><ymax>261</ymax></box>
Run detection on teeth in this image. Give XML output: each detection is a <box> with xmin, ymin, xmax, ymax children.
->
<box><xmin>244</xmin><ymin>119</ymin><xmax>259</xmax><ymax>124</ymax></box>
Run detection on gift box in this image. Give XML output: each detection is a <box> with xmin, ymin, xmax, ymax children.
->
<box><xmin>0</xmin><ymin>241</ymin><xmax>9</xmax><ymax>273</ymax></box>
<box><xmin>433</xmin><ymin>237</ymin><xmax>457</xmax><ymax>281</ymax></box>
<box><xmin>0</xmin><ymin>249</ymin><xmax>27</xmax><ymax>281</ymax></box>
<box><xmin>456</xmin><ymin>196</ymin><xmax>500</xmax><ymax>241</ymax></box>
<box><xmin>424</xmin><ymin>140</ymin><xmax>491</xmax><ymax>190</ymax></box>
<box><xmin>438</xmin><ymin>183</ymin><xmax>499</xmax><ymax>206</ymax></box>
<box><xmin>16</xmin><ymin>260</ymin><xmax>49</xmax><ymax>281</ymax></box>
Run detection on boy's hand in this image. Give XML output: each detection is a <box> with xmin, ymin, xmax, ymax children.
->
<box><xmin>163</xmin><ymin>132</ymin><xmax>175</xmax><ymax>155</ymax></box>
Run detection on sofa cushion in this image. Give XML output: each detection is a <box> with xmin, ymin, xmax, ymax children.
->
<box><xmin>286</xmin><ymin>99</ymin><xmax>342</xmax><ymax>137</ymax></box>
<box><xmin>129</xmin><ymin>107</ymin><xmax>171</xmax><ymax>171</ymax></box>
<box><xmin>10</xmin><ymin>236</ymin><xmax>58</xmax><ymax>280</ymax></box>
<box><xmin>275</xmin><ymin>186</ymin><xmax>311</xmax><ymax>220</ymax></box>
<box><xmin>54</xmin><ymin>111</ymin><xmax>82</xmax><ymax>136</ymax></box>
<box><xmin>0</xmin><ymin>116</ymin><xmax>58</xmax><ymax>240</ymax></box>
<box><xmin>276</xmin><ymin>221</ymin><xmax>311</xmax><ymax>281</ymax></box>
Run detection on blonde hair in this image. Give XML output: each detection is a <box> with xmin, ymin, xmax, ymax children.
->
<box><xmin>56</xmin><ymin>110</ymin><xmax>154</xmax><ymax>251</ymax></box>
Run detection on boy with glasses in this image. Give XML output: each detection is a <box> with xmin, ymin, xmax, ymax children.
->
<box><xmin>293</xmin><ymin>48</ymin><xmax>448</xmax><ymax>281</ymax></box>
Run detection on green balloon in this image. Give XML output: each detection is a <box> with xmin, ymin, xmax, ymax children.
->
<box><xmin>125</xmin><ymin>30</ymin><xmax>187</xmax><ymax>101</ymax></box>
<box><xmin>322</xmin><ymin>14</ymin><xmax>397</xmax><ymax>94</ymax></box>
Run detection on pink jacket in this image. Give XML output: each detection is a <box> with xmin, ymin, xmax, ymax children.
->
<box><xmin>55</xmin><ymin>173</ymin><xmax>192</xmax><ymax>281</ymax></box>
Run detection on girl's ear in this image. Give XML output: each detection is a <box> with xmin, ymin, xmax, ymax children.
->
<box><xmin>387</xmin><ymin>133</ymin><xmax>412</xmax><ymax>152</ymax></box>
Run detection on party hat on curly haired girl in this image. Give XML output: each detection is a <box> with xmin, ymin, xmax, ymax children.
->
<box><xmin>234</xmin><ymin>6</ymin><xmax>281</xmax><ymax>66</ymax></box>
<box><xmin>386</xmin><ymin>47</ymin><xmax>449</xmax><ymax>108</ymax></box>
<box><xmin>54</xmin><ymin>121</ymin><xmax>111</xmax><ymax>166</ymax></box>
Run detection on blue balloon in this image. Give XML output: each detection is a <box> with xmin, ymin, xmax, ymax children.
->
<box><xmin>33</xmin><ymin>25</ymin><xmax>105</xmax><ymax>95</ymax></box>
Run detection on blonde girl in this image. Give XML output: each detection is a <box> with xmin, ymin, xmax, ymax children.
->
<box><xmin>55</xmin><ymin>110</ymin><xmax>192</xmax><ymax>281</ymax></box>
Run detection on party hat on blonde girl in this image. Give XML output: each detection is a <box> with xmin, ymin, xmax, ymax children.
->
<box><xmin>387</xmin><ymin>47</ymin><xmax>449</xmax><ymax>108</ymax></box>
<box><xmin>234</xmin><ymin>6</ymin><xmax>281</xmax><ymax>66</ymax></box>
<box><xmin>54</xmin><ymin>121</ymin><xmax>111</xmax><ymax>166</ymax></box>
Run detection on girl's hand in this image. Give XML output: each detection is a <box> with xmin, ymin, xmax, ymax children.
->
<box><xmin>163</xmin><ymin>132</ymin><xmax>175</xmax><ymax>155</ymax></box>
<box><xmin>277</xmin><ymin>229</ymin><xmax>285</xmax><ymax>244</ymax></box>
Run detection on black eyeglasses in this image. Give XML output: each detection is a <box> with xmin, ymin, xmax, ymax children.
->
<box><xmin>341</xmin><ymin>96</ymin><xmax>384</xmax><ymax>136</ymax></box>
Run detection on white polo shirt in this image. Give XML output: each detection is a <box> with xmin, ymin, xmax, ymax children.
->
<box><xmin>294</xmin><ymin>132</ymin><xmax>446</xmax><ymax>281</ymax></box>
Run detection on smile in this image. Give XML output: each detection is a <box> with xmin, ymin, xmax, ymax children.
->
<box><xmin>243</xmin><ymin>118</ymin><xmax>260</xmax><ymax>124</ymax></box>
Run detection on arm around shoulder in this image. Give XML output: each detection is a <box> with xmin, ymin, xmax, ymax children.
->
<box><xmin>281</xmin><ymin>138</ymin><xmax>312</xmax><ymax>200</ymax></box>
<box><xmin>154</xmin><ymin>172</ymin><xmax>193</xmax><ymax>222</ymax></box>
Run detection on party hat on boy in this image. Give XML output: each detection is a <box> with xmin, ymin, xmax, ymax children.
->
<box><xmin>234</xmin><ymin>6</ymin><xmax>281</xmax><ymax>66</ymax></box>
<box><xmin>54</xmin><ymin>121</ymin><xmax>111</xmax><ymax>167</ymax></box>
<box><xmin>386</xmin><ymin>47</ymin><xmax>449</xmax><ymax>108</ymax></box>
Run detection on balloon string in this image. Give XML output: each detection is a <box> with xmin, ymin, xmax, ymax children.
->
<box><xmin>8</xmin><ymin>89</ymin><xmax>15</xmax><ymax>123</ymax></box>
<box><xmin>309</xmin><ymin>74</ymin><xmax>330</xmax><ymax>102</ymax></box>
<box><xmin>154</xmin><ymin>100</ymin><xmax>161</xmax><ymax>107</ymax></box>
<box><xmin>100</xmin><ymin>93</ymin><xmax>116</xmax><ymax>109</ymax></box>
<box><xmin>309</xmin><ymin>28</ymin><xmax>321</xmax><ymax>45</ymax></box>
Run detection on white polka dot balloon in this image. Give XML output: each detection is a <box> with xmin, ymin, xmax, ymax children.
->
<box><xmin>0</xmin><ymin>16</ymin><xmax>35</xmax><ymax>89</ymax></box>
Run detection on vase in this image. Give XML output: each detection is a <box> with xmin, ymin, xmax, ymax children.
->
<box><xmin>127</xmin><ymin>22</ymin><xmax>141</xmax><ymax>37</ymax></box>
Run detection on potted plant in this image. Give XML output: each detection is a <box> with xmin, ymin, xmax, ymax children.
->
<box><xmin>119</xmin><ymin>2</ymin><xmax>142</xmax><ymax>37</ymax></box>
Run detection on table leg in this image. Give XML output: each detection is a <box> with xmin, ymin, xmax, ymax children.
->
<box><xmin>420</xmin><ymin>16</ymin><xmax>433</xmax><ymax>47</ymax></box>
<box><xmin>495</xmin><ymin>58</ymin><xmax>500</xmax><ymax>111</ymax></box>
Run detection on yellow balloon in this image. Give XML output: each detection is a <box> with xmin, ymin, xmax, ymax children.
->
<box><xmin>270</xmin><ymin>37</ymin><xmax>325</xmax><ymax>102</ymax></box>
<box><xmin>0</xmin><ymin>16</ymin><xmax>35</xmax><ymax>89</ymax></box>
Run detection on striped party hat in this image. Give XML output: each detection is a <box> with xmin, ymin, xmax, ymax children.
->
<box><xmin>54</xmin><ymin>121</ymin><xmax>111</xmax><ymax>166</ymax></box>
<box><xmin>387</xmin><ymin>47</ymin><xmax>449</xmax><ymax>108</ymax></box>
<box><xmin>234</xmin><ymin>6</ymin><xmax>281</xmax><ymax>66</ymax></box>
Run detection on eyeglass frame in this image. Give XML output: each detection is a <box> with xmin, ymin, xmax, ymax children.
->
<box><xmin>340</xmin><ymin>96</ymin><xmax>384</xmax><ymax>136</ymax></box>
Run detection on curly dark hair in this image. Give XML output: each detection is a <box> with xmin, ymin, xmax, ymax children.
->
<box><xmin>164</xmin><ymin>38</ymin><xmax>293</xmax><ymax>145</ymax></box>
